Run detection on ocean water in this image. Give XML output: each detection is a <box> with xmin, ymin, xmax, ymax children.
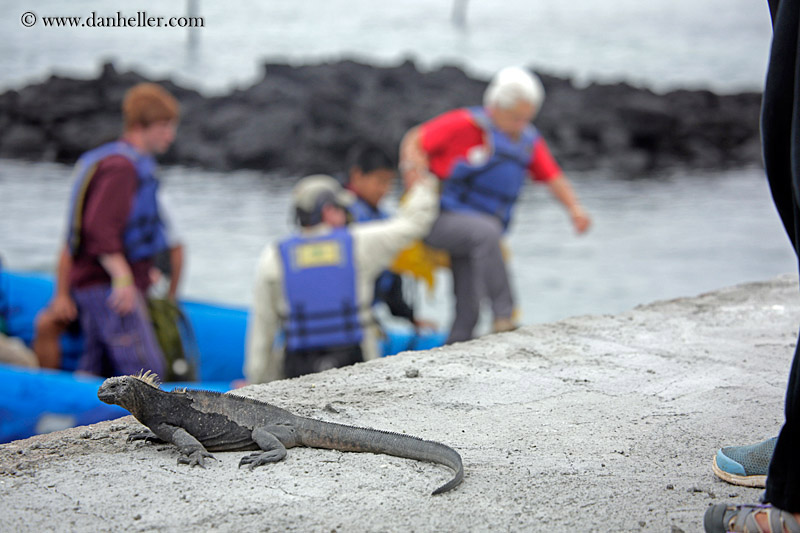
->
<box><xmin>1</xmin><ymin>0</ymin><xmax>773</xmax><ymax>95</ymax></box>
<box><xmin>0</xmin><ymin>0</ymin><xmax>793</xmax><ymax>333</ymax></box>
<box><xmin>0</xmin><ymin>160</ymin><xmax>795</xmax><ymax>331</ymax></box>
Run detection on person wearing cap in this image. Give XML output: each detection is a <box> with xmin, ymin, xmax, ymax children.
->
<box><xmin>399</xmin><ymin>66</ymin><xmax>591</xmax><ymax>344</ymax></box>
<box><xmin>64</xmin><ymin>82</ymin><xmax>179</xmax><ymax>377</ymax></box>
<box><xmin>244</xmin><ymin>169</ymin><xmax>438</xmax><ymax>383</ymax></box>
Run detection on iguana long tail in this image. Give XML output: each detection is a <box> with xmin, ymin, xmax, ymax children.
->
<box><xmin>296</xmin><ymin>417</ymin><xmax>463</xmax><ymax>495</ymax></box>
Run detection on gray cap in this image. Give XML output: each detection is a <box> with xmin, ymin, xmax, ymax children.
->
<box><xmin>292</xmin><ymin>174</ymin><xmax>355</xmax><ymax>221</ymax></box>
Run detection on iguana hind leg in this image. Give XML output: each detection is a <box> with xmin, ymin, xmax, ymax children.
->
<box><xmin>238</xmin><ymin>427</ymin><xmax>287</xmax><ymax>470</ymax></box>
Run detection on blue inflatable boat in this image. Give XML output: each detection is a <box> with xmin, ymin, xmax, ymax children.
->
<box><xmin>0</xmin><ymin>270</ymin><xmax>445</xmax><ymax>443</ymax></box>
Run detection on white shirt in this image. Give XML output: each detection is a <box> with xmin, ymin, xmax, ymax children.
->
<box><xmin>244</xmin><ymin>175</ymin><xmax>439</xmax><ymax>383</ymax></box>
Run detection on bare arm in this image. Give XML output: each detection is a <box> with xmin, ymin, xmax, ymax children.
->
<box><xmin>99</xmin><ymin>253</ymin><xmax>137</xmax><ymax>315</ymax></box>
<box><xmin>167</xmin><ymin>244</ymin><xmax>184</xmax><ymax>301</ymax></box>
<box><xmin>398</xmin><ymin>126</ymin><xmax>431</xmax><ymax>188</ymax></box>
<box><xmin>545</xmin><ymin>174</ymin><xmax>591</xmax><ymax>234</ymax></box>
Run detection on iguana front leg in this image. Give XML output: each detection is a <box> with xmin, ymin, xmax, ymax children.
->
<box><xmin>127</xmin><ymin>429</ymin><xmax>165</xmax><ymax>444</ymax></box>
<box><xmin>166</xmin><ymin>426</ymin><xmax>215</xmax><ymax>468</ymax></box>
<box><xmin>238</xmin><ymin>427</ymin><xmax>288</xmax><ymax>470</ymax></box>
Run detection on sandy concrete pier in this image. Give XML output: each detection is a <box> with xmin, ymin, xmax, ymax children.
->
<box><xmin>1</xmin><ymin>275</ymin><xmax>798</xmax><ymax>532</ymax></box>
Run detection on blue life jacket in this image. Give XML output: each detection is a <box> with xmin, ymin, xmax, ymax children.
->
<box><xmin>439</xmin><ymin>106</ymin><xmax>539</xmax><ymax>229</ymax></box>
<box><xmin>66</xmin><ymin>141</ymin><xmax>167</xmax><ymax>262</ymax></box>
<box><xmin>278</xmin><ymin>228</ymin><xmax>364</xmax><ymax>352</ymax></box>
<box><xmin>348</xmin><ymin>196</ymin><xmax>389</xmax><ymax>224</ymax></box>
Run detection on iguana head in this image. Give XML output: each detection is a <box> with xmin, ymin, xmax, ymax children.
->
<box><xmin>97</xmin><ymin>371</ymin><xmax>161</xmax><ymax>412</ymax></box>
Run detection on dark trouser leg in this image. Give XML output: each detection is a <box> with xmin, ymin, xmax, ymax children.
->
<box><xmin>763</xmin><ymin>0</ymin><xmax>800</xmax><ymax>512</ymax></box>
<box><xmin>425</xmin><ymin>211</ymin><xmax>514</xmax><ymax>343</ymax></box>
<box><xmin>767</xmin><ymin>347</ymin><xmax>800</xmax><ymax>512</ymax></box>
<box><xmin>73</xmin><ymin>285</ymin><xmax>165</xmax><ymax>378</ymax></box>
<box><xmin>448</xmin><ymin>254</ymin><xmax>481</xmax><ymax>343</ymax></box>
<box><xmin>283</xmin><ymin>345</ymin><xmax>363</xmax><ymax>379</ymax></box>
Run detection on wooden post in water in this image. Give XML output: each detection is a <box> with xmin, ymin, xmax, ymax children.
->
<box><xmin>452</xmin><ymin>0</ymin><xmax>469</xmax><ymax>28</ymax></box>
<box><xmin>187</xmin><ymin>0</ymin><xmax>200</xmax><ymax>53</ymax></box>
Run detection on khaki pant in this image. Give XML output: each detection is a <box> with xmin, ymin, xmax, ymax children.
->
<box><xmin>0</xmin><ymin>334</ymin><xmax>39</xmax><ymax>368</ymax></box>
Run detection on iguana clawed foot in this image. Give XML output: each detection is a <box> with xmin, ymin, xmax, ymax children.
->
<box><xmin>177</xmin><ymin>449</ymin><xmax>216</xmax><ymax>468</ymax></box>
<box><xmin>127</xmin><ymin>429</ymin><xmax>164</xmax><ymax>444</ymax></box>
<box><xmin>238</xmin><ymin>450</ymin><xmax>285</xmax><ymax>470</ymax></box>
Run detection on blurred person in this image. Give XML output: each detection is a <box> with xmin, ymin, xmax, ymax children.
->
<box><xmin>399</xmin><ymin>66</ymin><xmax>591</xmax><ymax>344</ymax></box>
<box><xmin>33</xmin><ymin>199</ymin><xmax>185</xmax><ymax>371</ymax></box>
<box><xmin>704</xmin><ymin>0</ymin><xmax>800</xmax><ymax>530</ymax></box>
<box><xmin>344</xmin><ymin>141</ymin><xmax>436</xmax><ymax>332</ymax></box>
<box><xmin>64</xmin><ymin>82</ymin><xmax>179</xmax><ymax>378</ymax></box>
<box><xmin>245</xmin><ymin>169</ymin><xmax>438</xmax><ymax>383</ymax></box>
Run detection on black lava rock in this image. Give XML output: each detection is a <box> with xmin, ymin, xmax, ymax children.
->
<box><xmin>0</xmin><ymin>59</ymin><xmax>763</xmax><ymax>177</ymax></box>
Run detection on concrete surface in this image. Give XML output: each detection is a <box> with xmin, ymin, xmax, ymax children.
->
<box><xmin>1</xmin><ymin>275</ymin><xmax>799</xmax><ymax>532</ymax></box>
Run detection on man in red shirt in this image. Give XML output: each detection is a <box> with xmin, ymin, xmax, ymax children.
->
<box><xmin>400</xmin><ymin>66</ymin><xmax>591</xmax><ymax>343</ymax></box>
<box><xmin>65</xmin><ymin>83</ymin><xmax>179</xmax><ymax>377</ymax></box>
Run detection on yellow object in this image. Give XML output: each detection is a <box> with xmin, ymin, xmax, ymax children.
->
<box><xmin>389</xmin><ymin>187</ymin><xmax>514</xmax><ymax>296</ymax></box>
<box><xmin>390</xmin><ymin>241</ymin><xmax>449</xmax><ymax>291</ymax></box>
<box><xmin>389</xmin><ymin>235</ymin><xmax>514</xmax><ymax>295</ymax></box>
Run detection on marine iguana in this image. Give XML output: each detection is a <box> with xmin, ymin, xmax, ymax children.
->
<box><xmin>97</xmin><ymin>372</ymin><xmax>463</xmax><ymax>495</ymax></box>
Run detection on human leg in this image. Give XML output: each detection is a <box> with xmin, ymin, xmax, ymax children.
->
<box><xmin>74</xmin><ymin>285</ymin><xmax>165</xmax><ymax>377</ymax></box>
<box><xmin>104</xmin><ymin>292</ymin><xmax>166</xmax><ymax>377</ymax></box>
<box><xmin>425</xmin><ymin>211</ymin><xmax>513</xmax><ymax>342</ymax></box>
<box><xmin>468</xmin><ymin>215</ymin><xmax>514</xmax><ymax>323</ymax></box>
<box><xmin>707</xmin><ymin>1</ymin><xmax>800</xmax><ymax>527</ymax></box>
<box><xmin>447</xmin><ymin>254</ymin><xmax>481</xmax><ymax>343</ymax></box>
<box><xmin>32</xmin><ymin>308</ymin><xmax>67</xmax><ymax>369</ymax></box>
<box><xmin>762</xmin><ymin>0</ymin><xmax>800</xmax><ymax>514</ymax></box>
<box><xmin>766</xmin><ymin>340</ymin><xmax>800</xmax><ymax>512</ymax></box>
<box><xmin>73</xmin><ymin>288</ymin><xmax>109</xmax><ymax>376</ymax></box>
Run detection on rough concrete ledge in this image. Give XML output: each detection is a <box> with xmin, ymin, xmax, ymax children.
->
<box><xmin>2</xmin><ymin>275</ymin><xmax>799</xmax><ymax>532</ymax></box>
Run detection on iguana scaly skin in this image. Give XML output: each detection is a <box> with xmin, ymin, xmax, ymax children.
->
<box><xmin>97</xmin><ymin>372</ymin><xmax>463</xmax><ymax>494</ymax></box>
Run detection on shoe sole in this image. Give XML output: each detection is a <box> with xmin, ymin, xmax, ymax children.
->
<box><xmin>712</xmin><ymin>456</ymin><xmax>767</xmax><ymax>488</ymax></box>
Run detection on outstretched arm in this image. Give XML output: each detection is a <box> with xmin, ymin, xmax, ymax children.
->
<box><xmin>545</xmin><ymin>174</ymin><xmax>591</xmax><ymax>234</ymax></box>
<box><xmin>399</xmin><ymin>126</ymin><xmax>431</xmax><ymax>188</ymax></box>
<box><xmin>352</xmin><ymin>173</ymin><xmax>440</xmax><ymax>281</ymax></box>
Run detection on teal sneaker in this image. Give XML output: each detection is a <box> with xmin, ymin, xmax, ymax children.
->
<box><xmin>712</xmin><ymin>437</ymin><xmax>777</xmax><ymax>488</ymax></box>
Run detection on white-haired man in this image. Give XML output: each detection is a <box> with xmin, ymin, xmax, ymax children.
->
<box><xmin>400</xmin><ymin>66</ymin><xmax>591</xmax><ymax>344</ymax></box>
<box><xmin>245</xmin><ymin>171</ymin><xmax>438</xmax><ymax>383</ymax></box>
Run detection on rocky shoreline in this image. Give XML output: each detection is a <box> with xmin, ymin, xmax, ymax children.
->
<box><xmin>0</xmin><ymin>59</ymin><xmax>763</xmax><ymax>176</ymax></box>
